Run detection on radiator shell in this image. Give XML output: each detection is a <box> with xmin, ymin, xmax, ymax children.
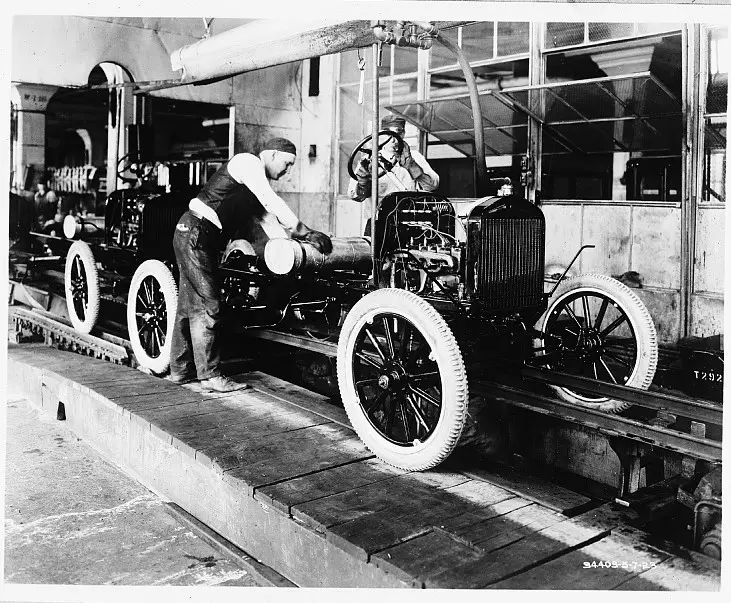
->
<box><xmin>465</xmin><ymin>195</ymin><xmax>546</xmax><ymax>313</ymax></box>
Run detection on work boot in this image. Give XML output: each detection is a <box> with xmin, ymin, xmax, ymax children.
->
<box><xmin>165</xmin><ymin>374</ymin><xmax>196</xmax><ymax>385</ymax></box>
<box><xmin>200</xmin><ymin>376</ymin><xmax>248</xmax><ymax>393</ymax></box>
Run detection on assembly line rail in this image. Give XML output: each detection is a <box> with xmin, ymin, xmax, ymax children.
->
<box><xmin>7</xmin><ymin>298</ymin><xmax>722</xmax><ymax>466</ymax></box>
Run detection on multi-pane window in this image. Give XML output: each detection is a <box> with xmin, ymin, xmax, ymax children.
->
<box><xmin>428</xmin><ymin>22</ymin><xmax>530</xmax><ymax>98</ymax></box>
<box><xmin>702</xmin><ymin>26</ymin><xmax>728</xmax><ymax>203</ymax></box>
<box><xmin>539</xmin><ymin>29</ymin><xmax>683</xmax><ymax>201</ymax></box>
<box><xmin>545</xmin><ymin>22</ymin><xmax>680</xmax><ymax>50</ymax></box>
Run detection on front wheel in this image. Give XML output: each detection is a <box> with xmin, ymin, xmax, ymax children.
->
<box><xmin>535</xmin><ymin>273</ymin><xmax>658</xmax><ymax>413</ymax></box>
<box><xmin>64</xmin><ymin>240</ymin><xmax>101</xmax><ymax>334</ymax></box>
<box><xmin>337</xmin><ymin>288</ymin><xmax>468</xmax><ymax>471</ymax></box>
<box><xmin>127</xmin><ymin>260</ymin><xmax>178</xmax><ymax>374</ymax></box>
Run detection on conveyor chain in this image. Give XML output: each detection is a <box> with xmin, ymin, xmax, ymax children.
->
<box><xmin>9</xmin><ymin>306</ymin><xmax>130</xmax><ymax>365</ymax></box>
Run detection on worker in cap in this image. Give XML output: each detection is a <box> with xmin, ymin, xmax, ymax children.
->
<box><xmin>169</xmin><ymin>137</ymin><xmax>332</xmax><ymax>392</ymax></box>
<box><xmin>348</xmin><ymin>114</ymin><xmax>440</xmax><ymax>229</ymax></box>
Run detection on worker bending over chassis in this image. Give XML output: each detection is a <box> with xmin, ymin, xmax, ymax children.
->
<box><xmin>348</xmin><ymin>114</ymin><xmax>440</xmax><ymax>233</ymax></box>
<box><xmin>170</xmin><ymin>138</ymin><xmax>333</xmax><ymax>393</ymax></box>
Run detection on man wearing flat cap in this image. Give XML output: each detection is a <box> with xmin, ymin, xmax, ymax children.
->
<box><xmin>169</xmin><ymin>138</ymin><xmax>332</xmax><ymax>392</ymax></box>
<box><xmin>348</xmin><ymin>114</ymin><xmax>440</xmax><ymax>224</ymax></box>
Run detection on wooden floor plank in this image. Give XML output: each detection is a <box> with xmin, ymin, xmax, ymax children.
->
<box><xmin>424</xmin><ymin>516</ymin><xmax>609</xmax><ymax>588</ymax></box>
<box><xmin>255</xmin><ymin>458</ymin><xmax>404</xmax><ymax>514</ymax></box>
<box><xmin>48</xmin><ymin>364</ymin><xmax>141</xmax><ymax>384</ymax></box>
<box><xmin>167</xmin><ymin>407</ymin><xmax>329</xmax><ymax>439</ymax></box>
<box><xmin>369</xmin><ymin>496</ymin><xmax>535</xmax><ymax>584</ymax></box>
<box><xmin>119</xmin><ymin>386</ymin><xmax>289</xmax><ymax>416</ymax></box>
<box><xmin>291</xmin><ymin>471</ymin><xmax>468</xmax><ymax>533</ymax></box>
<box><xmin>132</xmin><ymin>390</ymin><xmax>293</xmax><ymax>423</ymax></box>
<box><xmin>450</xmin><ymin>502</ymin><xmax>564</xmax><ymax>544</ymax></box>
<box><xmin>463</xmin><ymin>464</ymin><xmax>593</xmax><ymax>515</ymax></box>
<box><xmin>244</xmin><ymin>372</ymin><xmax>350</xmax><ymax>427</ymax></box>
<box><xmin>175</xmin><ymin>411</ymin><xmax>338</xmax><ymax>468</ymax></box>
<box><xmin>118</xmin><ymin>390</ymin><xmax>216</xmax><ymax>414</ymax></box>
<box><xmin>488</xmin><ymin>529</ymin><xmax>671</xmax><ymax>589</ymax></box>
<box><xmin>223</xmin><ymin>423</ymin><xmax>373</xmax><ymax>494</ymax></box>
<box><xmin>431</xmin><ymin>496</ymin><xmax>534</xmax><ymax>536</ymax></box>
<box><xmin>325</xmin><ymin>479</ymin><xmax>522</xmax><ymax>561</ymax></box>
<box><xmin>613</xmin><ymin>553</ymin><xmax>721</xmax><ymax>591</ymax></box>
<box><xmin>89</xmin><ymin>378</ymin><xmax>180</xmax><ymax>399</ymax></box>
<box><xmin>371</xmin><ymin>530</ymin><xmax>484</xmax><ymax>586</ymax></box>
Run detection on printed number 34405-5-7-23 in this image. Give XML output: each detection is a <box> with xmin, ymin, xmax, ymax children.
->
<box><xmin>583</xmin><ymin>561</ymin><xmax>658</xmax><ymax>570</ymax></box>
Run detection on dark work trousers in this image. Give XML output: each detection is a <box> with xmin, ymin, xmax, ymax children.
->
<box><xmin>170</xmin><ymin>211</ymin><xmax>223</xmax><ymax>381</ymax></box>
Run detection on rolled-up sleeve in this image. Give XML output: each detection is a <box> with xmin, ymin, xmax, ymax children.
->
<box><xmin>227</xmin><ymin>153</ymin><xmax>300</xmax><ymax>230</ymax></box>
<box><xmin>411</xmin><ymin>150</ymin><xmax>440</xmax><ymax>192</ymax></box>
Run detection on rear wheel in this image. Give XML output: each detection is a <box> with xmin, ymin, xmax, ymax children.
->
<box><xmin>64</xmin><ymin>241</ymin><xmax>100</xmax><ymax>334</ymax></box>
<box><xmin>127</xmin><ymin>260</ymin><xmax>178</xmax><ymax>374</ymax></box>
<box><xmin>337</xmin><ymin>288</ymin><xmax>468</xmax><ymax>470</ymax></box>
<box><xmin>535</xmin><ymin>273</ymin><xmax>658</xmax><ymax>413</ymax></box>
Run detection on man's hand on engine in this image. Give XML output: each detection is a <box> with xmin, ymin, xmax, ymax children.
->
<box><xmin>304</xmin><ymin>230</ymin><xmax>333</xmax><ymax>254</ymax></box>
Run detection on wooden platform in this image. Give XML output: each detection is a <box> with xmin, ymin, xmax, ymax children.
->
<box><xmin>6</xmin><ymin>344</ymin><xmax>721</xmax><ymax>589</ymax></box>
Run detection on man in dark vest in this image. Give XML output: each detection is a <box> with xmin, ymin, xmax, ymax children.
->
<box><xmin>170</xmin><ymin>137</ymin><xmax>332</xmax><ymax>392</ymax></box>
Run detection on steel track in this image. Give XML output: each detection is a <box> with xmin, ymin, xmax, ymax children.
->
<box><xmin>7</xmin><ymin>287</ymin><xmax>722</xmax><ymax>464</ymax></box>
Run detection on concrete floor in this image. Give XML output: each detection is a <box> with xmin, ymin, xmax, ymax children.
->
<box><xmin>3</xmin><ymin>388</ymin><xmax>262</xmax><ymax>588</ymax></box>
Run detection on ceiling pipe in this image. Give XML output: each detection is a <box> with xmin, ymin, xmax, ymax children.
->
<box><xmin>171</xmin><ymin>20</ymin><xmax>377</xmax><ymax>82</ymax></box>
<box><xmin>169</xmin><ymin>19</ymin><xmax>469</xmax><ymax>85</ymax></box>
<box><xmin>435</xmin><ymin>33</ymin><xmax>488</xmax><ymax>197</ymax></box>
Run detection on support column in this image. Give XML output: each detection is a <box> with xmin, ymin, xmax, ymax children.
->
<box><xmin>10</xmin><ymin>83</ymin><xmax>58</xmax><ymax>192</ymax></box>
<box><xmin>100</xmin><ymin>63</ymin><xmax>134</xmax><ymax>194</ymax></box>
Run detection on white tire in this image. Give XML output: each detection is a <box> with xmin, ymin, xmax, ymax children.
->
<box><xmin>337</xmin><ymin>288</ymin><xmax>468</xmax><ymax>471</ymax></box>
<box><xmin>127</xmin><ymin>260</ymin><xmax>178</xmax><ymax>374</ymax></box>
<box><xmin>64</xmin><ymin>240</ymin><xmax>101</xmax><ymax>334</ymax></box>
<box><xmin>535</xmin><ymin>273</ymin><xmax>658</xmax><ymax>413</ymax></box>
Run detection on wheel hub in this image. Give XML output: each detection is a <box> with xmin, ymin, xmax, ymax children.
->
<box><xmin>578</xmin><ymin>328</ymin><xmax>604</xmax><ymax>359</ymax></box>
<box><xmin>378</xmin><ymin>362</ymin><xmax>407</xmax><ymax>390</ymax></box>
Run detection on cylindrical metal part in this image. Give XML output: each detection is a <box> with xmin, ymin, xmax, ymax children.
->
<box><xmin>264</xmin><ymin>237</ymin><xmax>372</xmax><ymax>276</ymax></box>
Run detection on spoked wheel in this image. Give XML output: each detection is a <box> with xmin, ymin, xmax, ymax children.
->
<box><xmin>535</xmin><ymin>273</ymin><xmax>658</xmax><ymax>413</ymax></box>
<box><xmin>221</xmin><ymin>239</ymin><xmax>260</xmax><ymax>310</ymax></box>
<box><xmin>64</xmin><ymin>240</ymin><xmax>101</xmax><ymax>334</ymax></box>
<box><xmin>337</xmin><ymin>289</ymin><xmax>468</xmax><ymax>471</ymax></box>
<box><xmin>127</xmin><ymin>260</ymin><xmax>178</xmax><ymax>374</ymax></box>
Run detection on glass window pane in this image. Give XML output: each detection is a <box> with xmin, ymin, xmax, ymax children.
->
<box><xmin>339</xmin><ymin>85</ymin><xmax>370</xmax><ymax>140</ymax></box>
<box><xmin>588</xmin><ymin>23</ymin><xmax>634</xmax><ymax>42</ymax></box>
<box><xmin>497</xmin><ymin>22</ymin><xmax>529</xmax><ymax>56</ymax></box>
<box><xmin>546</xmin><ymin>22</ymin><xmax>585</xmax><ymax>49</ymax></box>
<box><xmin>430</xmin><ymin>27</ymin><xmax>459</xmax><ymax>69</ymax></box>
<box><xmin>707</xmin><ymin>27</ymin><xmax>729</xmax><ymax>114</ymax></box>
<box><xmin>703</xmin><ymin>117</ymin><xmax>727</xmax><ymax>202</ymax></box>
<box><xmin>394</xmin><ymin>47</ymin><xmax>419</xmax><ymax>75</ymax></box>
<box><xmin>637</xmin><ymin>23</ymin><xmax>682</xmax><ymax>35</ymax></box>
<box><xmin>430</xmin><ymin>59</ymin><xmax>529</xmax><ymax>98</ymax></box>
<box><xmin>461</xmin><ymin>22</ymin><xmax>495</xmax><ymax>63</ymax></box>
<box><xmin>340</xmin><ymin>50</ymin><xmax>367</xmax><ymax>84</ymax></box>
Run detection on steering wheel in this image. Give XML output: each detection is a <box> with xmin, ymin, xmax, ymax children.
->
<box><xmin>347</xmin><ymin>130</ymin><xmax>405</xmax><ymax>180</ymax></box>
<box><xmin>116</xmin><ymin>153</ymin><xmax>155</xmax><ymax>186</ymax></box>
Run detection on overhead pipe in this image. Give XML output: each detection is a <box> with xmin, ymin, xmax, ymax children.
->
<box><xmin>171</xmin><ymin>20</ymin><xmax>469</xmax><ymax>84</ymax></box>
<box><xmin>435</xmin><ymin>33</ymin><xmax>488</xmax><ymax>196</ymax></box>
<box><xmin>171</xmin><ymin>20</ymin><xmax>377</xmax><ymax>82</ymax></box>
